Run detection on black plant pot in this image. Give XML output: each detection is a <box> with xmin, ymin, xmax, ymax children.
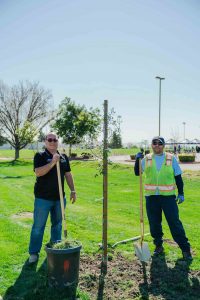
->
<box><xmin>45</xmin><ymin>244</ymin><xmax>82</xmax><ymax>297</ymax></box>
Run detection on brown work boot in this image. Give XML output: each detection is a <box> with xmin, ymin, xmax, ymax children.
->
<box><xmin>182</xmin><ymin>250</ymin><xmax>193</xmax><ymax>261</ymax></box>
<box><xmin>153</xmin><ymin>246</ymin><xmax>164</xmax><ymax>256</ymax></box>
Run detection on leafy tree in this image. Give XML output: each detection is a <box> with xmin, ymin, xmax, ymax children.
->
<box><xmin>0</xmin><ymin>80</ymin><xmax>53</xmax><ymax>159</ymax></box>
<box><xmin>109</xmin><ymin>130</ymin><xmax>122</xmax><ymax>148</ymax></box>
<box><xmin>109</xmin><ymin>114</ymin><xmax>122</xmax><ymax>148</ymax></box>
<box><xmin>52</xmin><ymin>97</ymin><xmax>101</xmax><ymax>156</ymax></box>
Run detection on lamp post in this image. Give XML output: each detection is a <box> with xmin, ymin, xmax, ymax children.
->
<box><xmin>182</xmin><ymin>122</ymin><xmax>186</xmax><ymax>140</ymax></box>
<box><xmin>155</xmin><ymin>76</ymin><xmax>165</xmax><ymax>135</ymax></box>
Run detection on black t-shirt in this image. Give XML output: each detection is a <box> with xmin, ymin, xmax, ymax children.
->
<box><xmin>34</xmin><ymin>149</ymin><xmax>71</xmax><ymax>201</ymax></box>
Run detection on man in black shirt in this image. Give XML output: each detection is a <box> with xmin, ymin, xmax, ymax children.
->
<box><xmin>28</xmin><ymin>133</ymin><xmax>76</xmax><ymax>263</ymax></box>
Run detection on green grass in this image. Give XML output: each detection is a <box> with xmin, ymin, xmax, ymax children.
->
<box><xmin>0</xmin><ymin>149</ymin><xmax>36</xmax><ymax>159</ymax></box>
<box><xmin>109</xmin><ymin>147</ymin><xmax>139</xmax><ymax>155</ymax></box>
<box><xmin>0</xmin><ymin>160</ymin><xmax>199</xmax><ymax>299</ymax></box>
<box><xmin>0</xmin><ymin>147</ymin><xmax>139</xmax><ymax>160</ymax></box>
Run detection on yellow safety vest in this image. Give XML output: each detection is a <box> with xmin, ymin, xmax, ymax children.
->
<box><xmin>144</xmin><ymin>153</ymin><xmax>176</xmax><ymax>196</ymax></box>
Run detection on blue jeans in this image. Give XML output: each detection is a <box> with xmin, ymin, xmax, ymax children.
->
<box><xmin>29</xmin><ymin>197</ymin><xmax>66</xmax><ymax>255</ymax></box>
<box><xmin>146</xmin><ymin>195</ymin><xmax>190</xmax><ymax>252</ymax></box>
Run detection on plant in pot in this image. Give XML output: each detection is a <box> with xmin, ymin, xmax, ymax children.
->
<box><xmin>45</xmin><ymin>162</ymin><xmax>81</xmax><ymax>298</ymax></box>
<box><xmin>45</xmin><ymin>239</ymin><xmax>82</xmax><ymax>297</ymax></box>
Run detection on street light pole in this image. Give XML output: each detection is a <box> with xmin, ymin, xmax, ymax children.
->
<box><xmin>182</xmin><ymin>122</ymin><xmax>186</xmax><ymax>140</ymax></box>
<box><xmin>155</xmin><ymin>76</ymin><xmax>165</xmax><ymax>136</ymax></box>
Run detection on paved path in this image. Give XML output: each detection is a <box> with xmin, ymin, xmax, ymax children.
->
<box><xmin>109</xmin><ymin>154</ymin><xmax>200</xmax><ymax>171</ymax></box>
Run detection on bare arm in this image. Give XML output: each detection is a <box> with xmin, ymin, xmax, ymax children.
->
<box><xmin>35</xmin><ymin>153</ymin><xmax>60</xmax><ymax>177</ymax></box>
<box><xmin>65</xmin><ymin>172</ymin><xmax>76</xmax><ymax>203</ymax></box>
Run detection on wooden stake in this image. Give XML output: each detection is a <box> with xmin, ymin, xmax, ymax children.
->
<box><xmin>102</xmin><ymin>99</ymin><xmax>108</xmax><ymax>274</ymax></box>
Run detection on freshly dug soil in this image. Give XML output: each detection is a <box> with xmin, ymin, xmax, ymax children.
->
<box><xmin>79</xmin><ymin>253</ymin><xmax>200</xmax><ymax>300</ymax></box>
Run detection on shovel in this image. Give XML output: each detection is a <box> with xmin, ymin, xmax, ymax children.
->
<box><xmin>56</xmin><ymin>161</ymin><xmax>67</xmax><ymax>239</ymax></box>
<box><xmin>134</xmin><ymin>159</ymin><xmax>151</xmax><ymax>262</ymax></box>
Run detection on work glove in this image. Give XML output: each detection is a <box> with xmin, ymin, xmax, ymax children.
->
<box><xmin>176</xmin><ymin>194</ymin><xmax>184</xmax><ymax>204</ymax></box>
<box><xmin>136</xmin><ymin>152</ymin><xmax>144</xmax><ymax>159</ymax></box>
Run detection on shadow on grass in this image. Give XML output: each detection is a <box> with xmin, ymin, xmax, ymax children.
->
<box><xmin>139</xmin><ymin>254</ymin><xmax>200</xmax><ymax>300</ymax></box>
<box><xmin>0</xmin><ymin>160</ymin><xmax>33</xmax><ymax>167</ymax></box>
<box><xmin>0</xmin><ymin>175</ymin><xmax>23</xmax><ymax>179</ymax></box>
<box><xmin>96</xmin><ymin>261</ymin><xmax>107</xmax><ymax>300</ymax></box>
<box><xmin>3</xmin><ymin>259</ymin><xmax>79</xmax><ymax>300</ymax></box>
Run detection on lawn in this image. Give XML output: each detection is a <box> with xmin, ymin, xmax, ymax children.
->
<box><xmin>0</xmin><ymin>147</ymin><xmax>139</xmax><ymax>160</ymax></box>
<box><xmin>0</xmin><ymin>160</ymin><xmax>199</xmax><ymax>299</ymax></box>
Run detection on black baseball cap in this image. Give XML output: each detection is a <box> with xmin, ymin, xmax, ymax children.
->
<box><xmin>152</xmin><ymin>136</ymin><xmax>165</xmax><ymax>145</ymax></box>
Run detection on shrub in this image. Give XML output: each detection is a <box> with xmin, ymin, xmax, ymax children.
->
<box><xmin>178</xmin><ymin>154</ymin><xmax>195</xmax><ymax>162</ymax></box>
<box><xmin>131</xmin><ymin>145</ymin><xmax>138</xmax><ymax>149</ymax></box>
<box><xmin>130</xmin><ymin>155</ymin><xmax>136</xmax><ymax>160</ymax></box>
<box><xmin>81</xmin><ymin>152</ymin><xmax>93</xmax><ymax>159</ymax></box>
<box><xmin>70</xmin><ymin>153</ymin><xmax>77</xmax><ymax>158</ymax></box>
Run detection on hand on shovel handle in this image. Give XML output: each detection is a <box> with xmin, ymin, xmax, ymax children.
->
<box><xmin>52</xmin><ymin>153</ymin><xmax>60</xmax><ymax>164</ymax></box>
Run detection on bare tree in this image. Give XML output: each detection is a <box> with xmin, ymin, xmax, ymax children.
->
<box><xmin>0</xmin><ymin>130</ymin><xmax>6</xmax><ymax>146</ymax></box>
<box><xmin>0</xmin><ymin>80</ymin><xmax>54</xmax><ymax>159</ymax></box>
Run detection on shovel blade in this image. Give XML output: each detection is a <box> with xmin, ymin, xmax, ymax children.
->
<box><xmin>134</xmin><ymin>241</ymin><xmax>151</xmax><ymax>262</ymax></box>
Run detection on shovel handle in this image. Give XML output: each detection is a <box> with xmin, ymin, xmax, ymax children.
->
<box><xmin>139</xmin><ymin>159</ymin><xmax>144</xmax><ymax>244</ymax></box>
<box><xmin>56</xmin><ymin>161</ymin><xmax>67</xmax><ymax>238</ymax></box>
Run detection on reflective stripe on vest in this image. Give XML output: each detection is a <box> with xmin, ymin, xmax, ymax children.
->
<box><xmin>146</xmin><ymin>153</ymin><xmax>173</xmax><ymax>167</ymax></box>
<box><xmin>146</xmin><ymin>154</ymin><xmax>153</xmax><ymax>167</ymax></box>
<box><xmin>166</xmin><ymin>153</ymin><xmax>173</xmax><ymax>166</ymax></box>
<box><xmin>144</xmin><ymin>184</ymin><xmax>176</xmax><ymax>192</ymax></box>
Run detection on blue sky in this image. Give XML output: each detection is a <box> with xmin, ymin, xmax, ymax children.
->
<box><xmin>0</xmin><ymin>0</ymin><xmax>200</xmax><ymax>143</ymax></box>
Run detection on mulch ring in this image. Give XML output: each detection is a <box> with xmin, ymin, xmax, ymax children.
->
<box><xmin>79</xmin><ymin>253</ymin><xmax>200</xmax><ymax>300</ymax></box>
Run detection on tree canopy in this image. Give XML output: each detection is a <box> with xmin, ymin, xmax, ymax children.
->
<box><xmin>52</xmin><ymin>97</ymin><xmax>101</xmax><ymax>155</ymax></box>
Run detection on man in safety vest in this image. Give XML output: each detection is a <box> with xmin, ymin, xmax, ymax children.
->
<box><xmin>134</xmin><ymin>136</ymin><xmax>192</xmax><ymax>260</ymax></box>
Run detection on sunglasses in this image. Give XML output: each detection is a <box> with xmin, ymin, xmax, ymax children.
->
<box><xmin>152</xmin><ymin>141</ymin><xmax>163</xmax><ymax>146</ymax></box>
<box><xmin>46</xmin><ymin>138</ymin><xmax>58</xmax><ymax>143</ymax></box>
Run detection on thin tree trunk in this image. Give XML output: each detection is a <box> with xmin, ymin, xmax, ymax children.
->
<box><xmin>102</xmin><ymin>99</ymin><xmax>108</xmax><ymax>274</ymax></box>
<box><xmin>15</xmin><ymin>147</ymin><xmax>20</xmax><ymax>160</ymax></box>
<box><xmin>69</xmin><ymin>144</ymin><xmax>72</xmax><ymax>157</ymax></box>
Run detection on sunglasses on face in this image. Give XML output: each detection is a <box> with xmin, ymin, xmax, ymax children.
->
<box><xmin>46</xmin><ymin>138</ymin><xmax>58</xmax><ymax>143</ymax></box>
<box><xmin>152</xmin><ymin>141</ymin><xmax>163</xmax><ymax>146</ymax></box>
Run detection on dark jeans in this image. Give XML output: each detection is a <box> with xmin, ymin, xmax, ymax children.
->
<box><xmin>146</xmin><ymin>195</ymin><xmax>190</xmax><ymax>252</ymax></box>
<box><xmin>29</xmin><ymin>197</ymin><xmax>66</xmax><ymax>255</ymax></box>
